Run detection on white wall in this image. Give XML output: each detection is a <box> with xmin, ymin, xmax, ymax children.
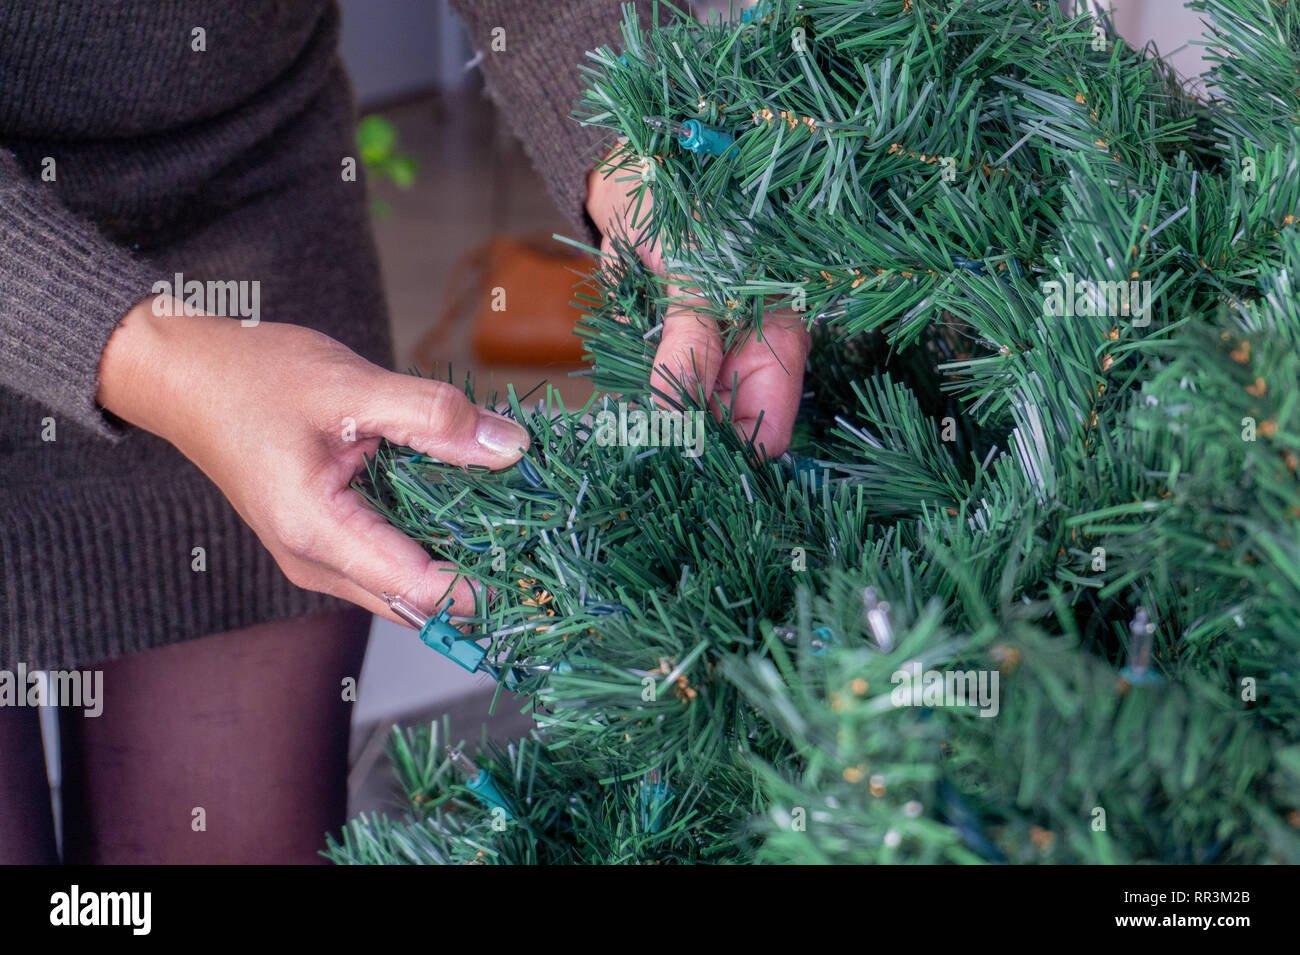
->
<box><xmin>1112</xmin><ymin>0</ymin><xmax>1212</xmax><ymax>89</ymax></box>
<box><xmin>338</xmin><ymin>0</ymin><xmax>472</xmax><ymax>105</ymax></box>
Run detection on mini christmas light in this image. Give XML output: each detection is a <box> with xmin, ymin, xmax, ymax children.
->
<box><xmin>448</xmin><ymin>748</ymin><xmax>514</xmax><ymax>819</ymax></box>
<box><xmin>642</xmin><ymin>115</ymin><xmax>738</xmax><ymax>157</ymax></box>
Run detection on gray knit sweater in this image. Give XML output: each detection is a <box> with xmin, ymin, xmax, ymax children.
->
<box><xmin>0</xmin><ymin>0</ymin><xmax>647</xmax><ymax>668</ymax></box>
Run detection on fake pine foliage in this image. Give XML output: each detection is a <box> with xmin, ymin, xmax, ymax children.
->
<box><xmin>326</xmin><ymin>0</ymin><xmax>1300</xmax><ymax>864</ymax></box>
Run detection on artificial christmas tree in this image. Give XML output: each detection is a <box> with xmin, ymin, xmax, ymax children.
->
<box><xmin>326</xmin><ymin>0</ymin><xmax>1300</xmax><ymax>864</ymax></box>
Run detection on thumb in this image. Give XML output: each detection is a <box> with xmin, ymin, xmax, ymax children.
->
<box><xmin>361</xmin><ymin>372</ymin><xmax>529</xmax><ymax>469</ymax></box>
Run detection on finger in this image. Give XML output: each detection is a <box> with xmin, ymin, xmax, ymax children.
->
<box><xmin>602</xmin><ymin>212</ymin><xmax>665</xmax><ymax>278</ymax></box>
<box><xmin>650</xmin><ymin>281</ymin><xmax>725</xmax><ymax>408</ymax></box>
<box><xmin>634</xmin><ymin>219</ymin><xmax>665</xmax><ymax>275</ymax></box>
<box><xmin>330</xmin><ymin>575</ymin><xmax>478</xmax><ymax>633</ymax></box>
<box><xmin>712</xmin><ymin>317</ymin><xmax>812</xmax><ymax>458</ymax></box>
<box><xmin>360</xmin><ymin>372</ymin><xmax>529</xmax><ymax>469</ymax></box>
<box><xmin>325</xmin><ymin>497</ymin><xmax>480</xmax><ymax>625</ymax></box>
<box><xmin>604</xmin><ymin>228</ymin><xmax>653</xmax><ymax>330</ymax></box>
<box><xmin>599</xmin><ymin>233</ymin><xmax>618</xmax><ymax>282</ymax></box>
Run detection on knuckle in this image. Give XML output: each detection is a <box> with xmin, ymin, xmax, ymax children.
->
<box><xmin>265</xmin><ymin>509</ymin><xmax>322</xmax><ymax>563</ymax></box>
<box><xmin>641</xmin><ymin>243</ymin><xmax>665</xmax><ymax>274</ymax></box>
<box><xmin>277</xmin><ymin>556</ymin><xmax>319</xmax><ymax>592</ymax></box>
<box><xmin>415</xmin><ymin>381</ymin><xmax>473</xmax><ymax>439</ymax></box>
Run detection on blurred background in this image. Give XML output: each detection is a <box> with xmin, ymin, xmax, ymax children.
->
<box><xmin>335</xmin><ymin>0</ymin><xmax>1216</xmax><ymax>812</ymax></box>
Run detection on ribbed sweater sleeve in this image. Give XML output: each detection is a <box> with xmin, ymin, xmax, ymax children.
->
<box><xmin>0</xmin><ymin>149</ymin><xmax>157</xmax><ymax>439</ymax></box>
<box><xmin>449</xmin><ymin>0</ymin><xmax>665</xmax><ymax>247</ymax></box>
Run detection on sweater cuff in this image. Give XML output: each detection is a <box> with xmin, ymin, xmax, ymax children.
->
<box><xmin>450</xmin><ymin>0</ymin><xmax>666</xmax><ymax>249</ymax></box>
<box><xmin>0</xmin><ymin>150</ymin><xmax>156</xmax><ymax>440</ymax></box>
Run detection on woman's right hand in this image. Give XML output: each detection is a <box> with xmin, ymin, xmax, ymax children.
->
<box><xmin>586</xmin><ymin>153</ymin><xmax>810</xmax><ymax>457</ymax></box>
<box><xmin>97</xmin><ymin>297</ymin><xmax>530</xmax><ymax>627</ymax></box>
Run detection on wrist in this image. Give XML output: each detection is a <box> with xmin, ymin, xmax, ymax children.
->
<box><xmin>97</xmin><ymin>296</ymin><xmax>226</xmax><ymax>442</ymax></box>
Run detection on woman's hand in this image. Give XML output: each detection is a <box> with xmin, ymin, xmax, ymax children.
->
<box><xmin>586</xmin><ymin>152</ymin><xmax>812</xmax><ymax>457</ymax></box>
<box><xmin>97</xmin><ymin>298</ymin><xmax>530</xmax><ymax>626</ymax></box>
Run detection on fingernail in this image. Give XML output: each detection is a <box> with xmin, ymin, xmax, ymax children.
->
<box><xmin>475</xmin><ymin>412</ymin><xmax>529</xmax><ymax>456</ymax></box>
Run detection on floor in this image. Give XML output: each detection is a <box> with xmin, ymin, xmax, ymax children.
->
<box><xmin>348</xmin><ymin>87</ymin><xmax>593</xmax><ymax>816</ymax></box>
<box><xmin>366</xmin><ymin>89</ymin><xmax>593</xmax><ymax>399</ymax></box>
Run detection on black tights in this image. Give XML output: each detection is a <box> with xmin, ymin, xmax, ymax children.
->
<box><xmin>0</xmin><ymin>610</ymin><xmax>370</xmax><ymax>864</ymax></box>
